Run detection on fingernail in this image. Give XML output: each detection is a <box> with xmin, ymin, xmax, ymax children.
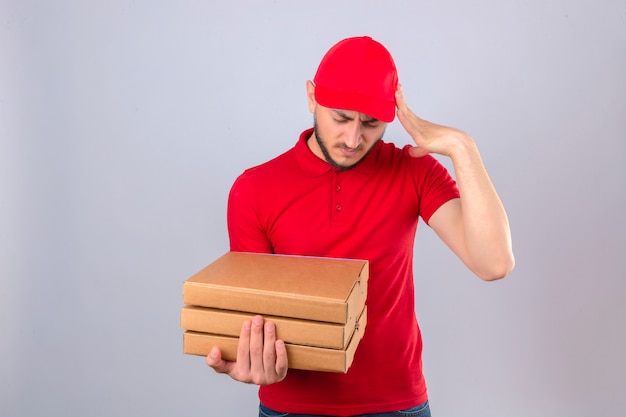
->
<box><xmin>210</xmin><ymin>347</ymin><xmax>218</xmax><ymax>358</ymax></box>
<box><xmin>253</xmin><ymin>316</ymin><xmax>263</xmax><ymax>326</ymax></box>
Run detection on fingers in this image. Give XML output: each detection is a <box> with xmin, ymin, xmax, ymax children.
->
<box><xmin>249</xmin><ymin>317</ymin><xmax>288</xmax><ymax>384</ymax></box>
<box><xmin>274</xmin><ymin>339</ymin><xmax>288</xmax><ymax>379</ymax></box>
<box><xmin>395</xmin><ymin>84</ymin><xmax>424</xmax><ymax>155</ymax></box>
<box><xmin>395</xmin><ymin>84</ymin><xmax>409</xmax><ymax>121</ymax></box>
<box><xmin>235</xmin><ymin>318</ymin><xmax>253</xmax><ymax>376</ymax></box>
<box><xmin>248</xmin><ymin>316</ymin><xmax>266</xmax><ymax>379</ymax></box>
<box><xmin>262</xmin><ymin>321</ymin><xmax>288</xmax><ymax>380</ymax></box>
<box><xmin>395</xmin><ymin>83</ymin><xmax>407</xmax><ymax>112</ymax></box>
<box><xmin>206</xmin><ymin>346</ymin><xmax>232</xmax><ymax>374</ymax></box>
<box><xmin>396</xmin><ymin>84</ymin><xmax>465</xmax><ymax>157</ymax></box>
<box><xmin>395</xmin><ymin>84</ymin><xmax>419</xmax><ymax>130</ymax></box>
<box><xmin>262</xmin><ymin>321</ymin><xmax>278</xmax><ymax>376</ymax></box>
<box><xmin>208</xmin><ymin>315</ymin><xmax>288</xmax><ymax>385</ymax></box>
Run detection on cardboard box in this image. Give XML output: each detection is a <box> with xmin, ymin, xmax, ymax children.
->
<box><xmin>181</xmin><ymin>305</ymin><xmax>358</xmax><ymax>349</ymax></box>
<box><xmin>183</xmin><ymin>307</ymin><xmax>367</xmax><ymax>373</ymax></box>
<box><xmin>182</xmin><ymin>252</ymin><xmax>369</xmax><ymax>324</ymax></box>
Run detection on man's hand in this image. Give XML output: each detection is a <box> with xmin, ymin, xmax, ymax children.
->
<box><xmin>206</xmin><ymin>315</ymin><xmax>288</xmax><ymax>385</ymax></box>
<box><xmin>395</xmin><ymin>84</ymin><xmax>470</xmax><ymax>158</ymax></box>
<box><xmin>395</xmin><ymin>85</ymin><xmax>514</xmax><ymax>280</ymax></box>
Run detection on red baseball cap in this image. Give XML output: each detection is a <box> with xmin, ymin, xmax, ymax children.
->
<box><xmin>313</xmin><ymin>36</ymin><xmax>399</xmax><ymax>122</ymax></box>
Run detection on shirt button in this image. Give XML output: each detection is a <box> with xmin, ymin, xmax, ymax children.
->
<box><xmin>336</xmin><ymin>204</ymin><xmax>342</xmax><ymax>211</ymax></box>
<box><xmin>336</xmin><ymin>185</ymin><xmax>341</xmax><ymax>191</ymax></box>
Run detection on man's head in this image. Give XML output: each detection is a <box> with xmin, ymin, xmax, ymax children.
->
<box><xmin>313</xmin><ymin>36</ymin><xmax>398</xmax><ymax>123</ymax></box>
<box><xmin>307</xmin><ymin>37</ymin><xmax>398</xmax><ymax>170</ymax></box>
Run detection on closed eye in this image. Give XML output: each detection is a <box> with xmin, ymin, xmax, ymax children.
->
<box><xmin>362</xmin><ymin>121</ymin><xmax>380</xmax><ymax>128</ymax></box>
<box><xmin>331</xmin><ymin>110</ymin><xmax>380</xmax><ymax>127</ymax></box>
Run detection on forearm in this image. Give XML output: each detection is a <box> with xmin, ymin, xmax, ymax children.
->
<box><xmin>395</xmin><ymin>85</ymin><xmax>514</xmax><ymax>279</ymax></box>
<box><xmin>449</xmin><ymin>134</ymin><xmax>514</xmax><ymax>280</ymax></box>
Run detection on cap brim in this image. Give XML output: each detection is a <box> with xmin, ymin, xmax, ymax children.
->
<box><xmin>315</xmin><ymin>84</ymin><xmax>396</xmax><ymax>123</ymax></box>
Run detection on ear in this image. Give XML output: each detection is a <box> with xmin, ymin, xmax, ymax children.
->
<box><xmin>306</xmin><ymin>80</ymin><xmax>316</xmax><ymax>114</ymax></box>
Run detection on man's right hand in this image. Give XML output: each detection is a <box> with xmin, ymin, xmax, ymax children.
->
<box><xmin>206</xmin><ymin>315</ymin><xmax>288</xmax><ymax>385</ymax></box>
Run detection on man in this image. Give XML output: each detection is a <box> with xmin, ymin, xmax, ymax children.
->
<box><xmin>206</xmin><ymin>36</ymin><xmax>514</xmax><ymax>416</ymax></box>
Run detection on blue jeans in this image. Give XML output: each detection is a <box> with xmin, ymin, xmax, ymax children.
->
<box><xmin>259</xmin><ymin>400</ymin><xmax>431</xmax><ymax>417</ymax></box>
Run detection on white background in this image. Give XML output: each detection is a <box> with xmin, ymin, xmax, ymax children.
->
<box><xmin>1</xmin><ymin>1</ymin><xmax>625</xmax><ymax>416</ymax></box>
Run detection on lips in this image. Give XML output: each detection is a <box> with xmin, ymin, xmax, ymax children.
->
<box><xmin>339</xmin><ymin>146</ymin><xmax>361</xmax><ymax>157</ymax></box>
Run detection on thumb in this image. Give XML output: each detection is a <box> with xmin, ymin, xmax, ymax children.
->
<box><xmin>206</xmin><ymin>346</ymin><xmax>232</xmax><ymax>374</ymax></box>
<box><xmin>408</xmin><ymin>145</ymin><xmax>429</xmax><ymax>158</ymax></box>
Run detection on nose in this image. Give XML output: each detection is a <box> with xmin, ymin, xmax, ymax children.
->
<box><xmin>345</xmin><ymin>122</ymin><xmax>363</xmax><ymax>149</ymax></box>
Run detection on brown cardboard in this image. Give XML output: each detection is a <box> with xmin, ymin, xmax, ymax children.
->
<box><xmin>181</xmin><ymin>305</ymin><xmax>358</xmax><ymax>349</ymax></box>
<box><xmin>183</xmin><ymin>252</ymin><xmax>369</xmax><ymax>324</ymax></box>
<box><xmin>183</xmin><ymin>307</ymin><xmax>367</xmax><ymax>373</ymax></box>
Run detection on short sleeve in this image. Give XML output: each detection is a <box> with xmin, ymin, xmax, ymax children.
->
<box><xmin>409</xmin><ymin>151</ymin><xmax>460</xmax><ymax>224</ymax></box>
<box><xmin>227</xmin><ymin>170</ymin><xmax>274</xmax><ymax>253</ymax></box>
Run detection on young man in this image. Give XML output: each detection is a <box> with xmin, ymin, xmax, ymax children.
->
<box><xmin>206</xmin><ymin>36</ymin><xmax>514</xmax><ymax>417</ymax></box>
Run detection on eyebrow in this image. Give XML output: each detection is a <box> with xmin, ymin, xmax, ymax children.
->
<box><xmin>333</xmin><ymin>109</ymin><xmax>379</xmax><ymax>123</ymax></box>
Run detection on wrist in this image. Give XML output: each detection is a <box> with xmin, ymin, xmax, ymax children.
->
<box><xmin>447</xmin><ymin>131</ymin><xmax>477</xmax><ymax>160</ymax></box>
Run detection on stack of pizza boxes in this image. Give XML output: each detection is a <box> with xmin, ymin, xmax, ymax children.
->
<box><xmin>181</xmin><ymin>251</ymin><xmax>369</xmax><ymax>373</ymax></box>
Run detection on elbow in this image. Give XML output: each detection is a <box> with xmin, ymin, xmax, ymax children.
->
<box><xmin>475</xmin><ymin>253</ymin><xmax>515</xmax><ymax>282</ymax></box>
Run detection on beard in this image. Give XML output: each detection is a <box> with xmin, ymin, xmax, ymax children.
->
<box><xmin>313</xmin><ymin>117</ymin><xmax>384</xmax><ymax>171</ymax></box>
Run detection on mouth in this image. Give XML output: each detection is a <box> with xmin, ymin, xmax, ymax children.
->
<box><xmin>338</xmin><ymin>146</ymin><xmax>361</xmax><ymax>157</ymax></box>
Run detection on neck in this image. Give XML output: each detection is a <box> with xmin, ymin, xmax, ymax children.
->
<box><xmin>306</xmin><ymin>130</ymin><xmax>325</xmax><ymax>162</ymax></box>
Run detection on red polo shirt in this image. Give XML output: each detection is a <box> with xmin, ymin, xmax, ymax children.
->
<box><xmin>227</xmin><ymin>128</ymin><xmax>459</xmax><ymax>416</ymax></box>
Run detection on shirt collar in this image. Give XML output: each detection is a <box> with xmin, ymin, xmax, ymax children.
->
<box><xmin>295</xmin><ymin>128</ymin><xmax>379</xmax><ymax>177</ymax></box>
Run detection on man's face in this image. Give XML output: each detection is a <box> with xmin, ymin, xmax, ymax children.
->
<box><xmin>309</xmin><ymin>105</ymin><xmax>387</xmax><ymax>170</ymax></box>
